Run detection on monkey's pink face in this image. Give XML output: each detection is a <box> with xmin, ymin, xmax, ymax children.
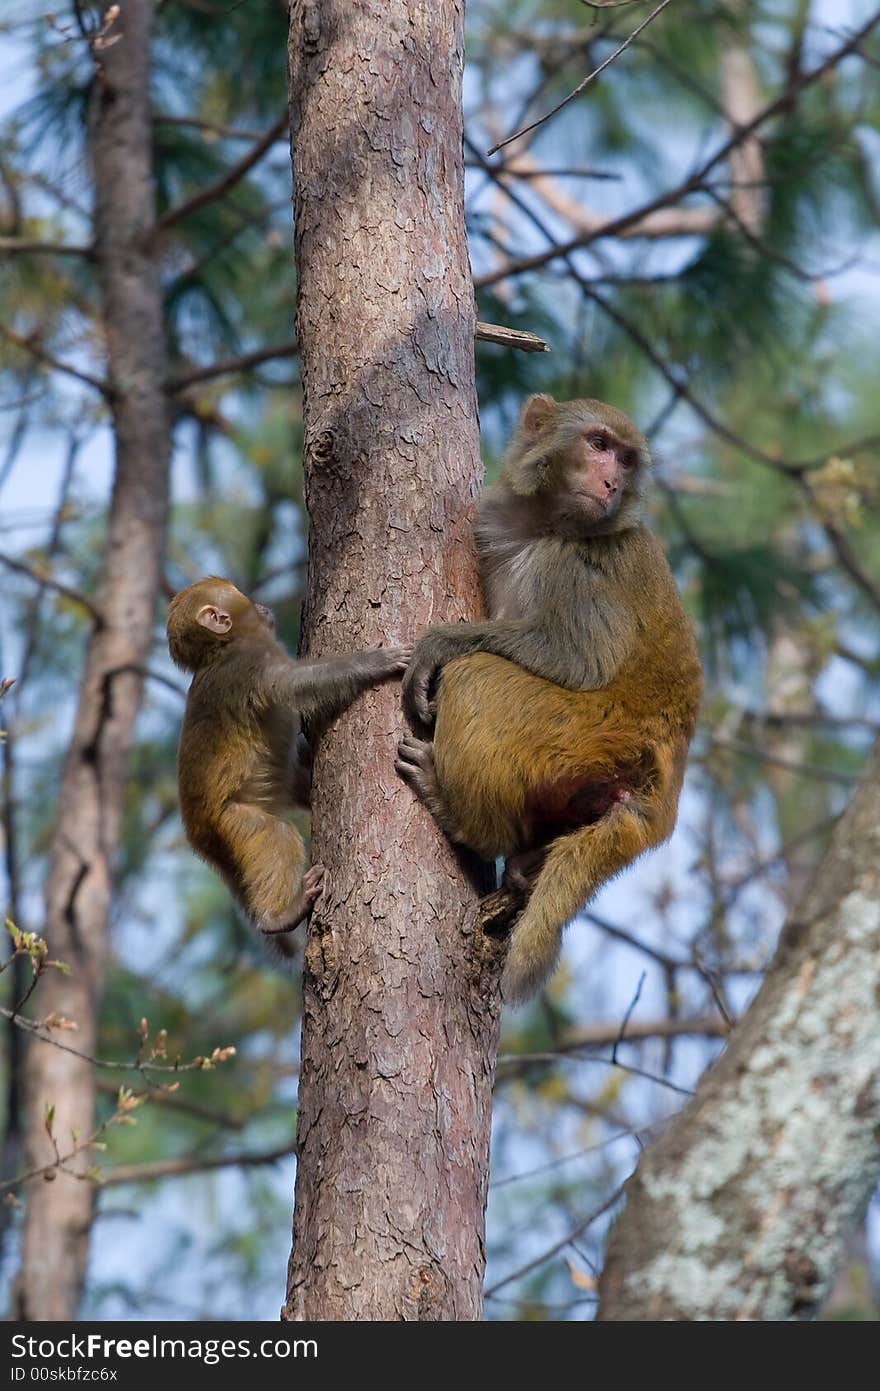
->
<box><xmin>562</xmin><ymin>427</ymin><xmax>641</xmax><ymax>523</ymax></box>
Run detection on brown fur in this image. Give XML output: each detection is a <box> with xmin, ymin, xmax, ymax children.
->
<box><xmin>169</xmin><ymin>577</ymin><xmax>410</xmax><ymax>953</ymax></box>
<box><xmin>397</xmin><ymin>397</ymin><xmax>702</xmax><ymax>1002</ymax></box>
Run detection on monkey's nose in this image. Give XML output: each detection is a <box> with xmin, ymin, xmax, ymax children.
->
<box><xmin>603</xmin><ymin>477</ymin><xmax>618</xmax><ymax>493</ymax></box>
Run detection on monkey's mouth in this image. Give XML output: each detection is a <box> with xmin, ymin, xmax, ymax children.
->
<box><xmin>573</xmin><ymin>488</ymin><xmax>616</xmax><ymax>513</ymax></box>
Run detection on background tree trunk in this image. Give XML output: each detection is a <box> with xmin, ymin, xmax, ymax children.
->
<box><xmin>14</xmin><ymin>0</ymin><xmax>171</xmax><ymax>1320</ymax></box>
<box><xmin>283</xmin><ymin>0</ymin><xmax>502</xmax><ymax>1321</ymax></box>
<box><xmin>598</xmin><ymin>739</ymin><xmax>880</xmax><ymax>1321</ymax></box>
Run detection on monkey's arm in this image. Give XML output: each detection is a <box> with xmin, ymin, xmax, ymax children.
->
<box><xmin>403</xmin><ymin>601</ymin><xmax>633</xmax><ymax>727</ymax></box>
<box><xmin>264</xmin><ymin>646</ymin><xmax>411</xmax><ymax>724</ymax></box>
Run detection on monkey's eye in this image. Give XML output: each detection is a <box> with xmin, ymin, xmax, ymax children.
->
<box><xmin>620</xmin><ymin>449</ymin><xmax>638</xmax><ymax>470</ymax></box>
<box><xmin>586</xmin><ymin>432</ymin><xmax>607</xmax><ymax>451</ymax></box>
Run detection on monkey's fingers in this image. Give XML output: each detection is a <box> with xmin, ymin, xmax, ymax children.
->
<box><xmin>385</xmin><ymin>643</ymin><xmax>415</xmax><ymax>675</ymax></box>
<box><xmin>302</xmin><ymin>863</ymin><xmax>326</xmax><ymax>897</ymax></box>
<box><xmin>395</xmin><ymin>734</ymin><xmax>429</xmax><ymax>778</ymax></box>
<box><xmin>402</xmin><ymin>663</ymin><xmax>437</xmax><ymax>728</ymax></box>
<box><xmin>260</xmin><ymin>865</ymin><xmax>326</xmax><ymax>938</ymax></box>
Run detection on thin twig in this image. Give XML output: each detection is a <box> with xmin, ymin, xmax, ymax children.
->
<box><xmin>0</xmin><ymin>239</ymin><xmax>91</xmax><ymax>257</ymax></box>
<box><xmin>99</xmin><ymin>1141</ymin><xmax>296</xmax><ymax>1187</ymax></box>
<box><xmin>489</xmin><ymin>0</ymin><xmax>673</xmax><ymax>155</ymax></box>
<box><xmin>0</xmin><ymin>323</ymin><xmax>108</xmax><ymax>397</ymax></box>
<box><xmin>157</xmin><ymin>113</ymin><xmax>289</xmax><ymax>231</ymax></box>
<box><xmin>0</xmin><ymin>1006</ymin><xmax>234</xmax><ymax>1076</ymax></box>
<box><xmin>484</xmin><ymin>1184</ymin><xmax>625</xmax><ymax>1297</ymax></box>
<box><xmin>496</xmin><ymin>1049</ymin><xmax>696</xmax><ymax>1097</ymax></box>
<box><xmin>0</xmin><ymin>553</ymin><xmax>103</xmax><ymax>625</ymax></box>
<box><xmin>612</xmin><ymin>971</ymin><xmax>646</xmax><ymax>1063</ymax></box>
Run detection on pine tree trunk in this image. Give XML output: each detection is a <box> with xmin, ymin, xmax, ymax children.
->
<box><xmin>283</xmin><ymin>0</ymin><xmax>502</xmax><ymax>1321</ymax></box>
<box><xmin>598</xmin><ymin>739</ymin><xmax>880</xmax><ymax>1321</ymax></box>
<box><xmin>15</xmin><ymin>0</ymin><xmax>170</xmax><ymax>1320</ymax></box>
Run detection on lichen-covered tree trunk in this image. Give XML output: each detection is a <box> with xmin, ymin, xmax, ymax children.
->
<box><xmin>15</xmin><ymin>0</ymin><xmax>170</xmax><ymax>1320</ymax></box>
<box><xmin>598</xmin><ymin>739</ymin><xmax>880</xmax><ymax>1321</ymax></box>
<box><xmin>283</xmin><ymin>0</ymin><xmax>502</xmax><ymax>1321</ymax></box>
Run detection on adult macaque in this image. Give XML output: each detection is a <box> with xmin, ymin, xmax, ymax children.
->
<box><xmin>168</xmin><ymin>577</ymin><xmax>410</xmax><ymax>951</ymax></box>
<box><xmin>397</xmin><ymin>396</ymin><xmax>702</xmax><ymax>1002</ymax></box>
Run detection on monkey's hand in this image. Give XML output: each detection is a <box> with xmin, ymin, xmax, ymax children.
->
<box><xmin>402</xmin><ymin>633</ymin><xmax>458</xmax><ymax>727</ymax></box>
<box><xmin>358</xmin><ymin>643</ymin><xmax>414</xmax><ymax>680</ymax></box>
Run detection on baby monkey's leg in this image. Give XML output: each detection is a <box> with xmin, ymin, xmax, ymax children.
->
<box><xmin>260</xmin><ymin>863</ymin><xmax>325</xmax><ymax>937</ymax></box>
<box><xmin>219</xmin><ymin>803</ymin><xmax>323</xmax><ymax>940</ymax></box>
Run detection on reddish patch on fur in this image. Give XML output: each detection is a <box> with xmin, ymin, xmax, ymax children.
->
<box><xmin>524</xmin><ymin>775</ymin><xmax>638</xmax><ymax>845</ymax></box>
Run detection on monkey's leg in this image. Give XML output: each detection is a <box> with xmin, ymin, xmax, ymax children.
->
<box><xmin>260</xmin><ymin>863</ymin><xmax>325</xmax><ymax>936</ymax></box>
<box><xmin>218</xmin><ymin>803</ymin><xmax>318</xmax><ymax>939</ymax></box>
<box><xmin>395</xmin><ymin>735</ymin><xmax>466</xmax><ymax>842</ymax></box>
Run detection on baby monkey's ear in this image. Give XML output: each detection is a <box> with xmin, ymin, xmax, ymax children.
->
<box><xmin>196</xmin><ymin>605</ymin><xmax>232</xmax><ymax>634</ymax></box>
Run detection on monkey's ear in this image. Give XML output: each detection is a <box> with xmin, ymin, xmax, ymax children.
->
<box><xmin>196</xmin><ymin>604</ymin><xmax>232</xmax><ymax>635</ymax></box>
<box><xmin>521</xmin><ymin>394</ymin><xmax>556</xmax><ymax>435</ymax></box>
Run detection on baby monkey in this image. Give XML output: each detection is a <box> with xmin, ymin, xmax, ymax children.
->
<box><xmin>168</xmin><ymin>577</ymin><xmax>410</xmax><ymax>951</ymax></box>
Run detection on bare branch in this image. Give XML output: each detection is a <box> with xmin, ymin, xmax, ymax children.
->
<box><xmin>0</xmin><ymin>323</ymin><xmax>109</xmax><ymax>397</ymax></box>
<box><xmin>154</xmin><ymin>115</ymin><xmax>278</xmax><ymax>143</ymax></box>
<box><xmin>475</xmin><ymin>320</ymin><xmax>549</xmax><ymax>351</ymax></box>
<box><xmin>798</xmin><ymin>474</ymin><xmax>880</xmax><ymax>613</ymax></box>
<box><xmin>0</xmin><ymin>553</ymin><xmax>103</xmax><ymax>625</ymax></box>
<box><xmin>496</xmin><ymin>1049</ymin><xmax>696</xmax><ymax>1097</ymax></box>
<box><xmin>709</xmin><ymin>735</ymin><xmax>861</xmax><ymax>784</ymax></box>
<box><xmin>477</xmin><ymin>9</ymin><xmax>880</xmax><ymax>286</ymax></box>
<box><xmin>489</xmin><ymin>0</ymin><xmax>674</xmax><ymax>155</ymax></box>
<box><xmin>564</xmin><ymin>1015</ymin><xmax>730</xmax><ymax>1050</ymax></box>
<box><xmin>167</xmin><ymin>339</ymin><xmax>299</xmax><ymax>392</ymax></box>
<box><xmin>0</xmin><ymin>238</ymin><xmax>91</xmax><ymax>257</ymax></box>
<box><xmin>99</xmin><ymin>1141</ymin><xmax>296</xmax><ymax>1187</ymax></box>
<box><xmin>485</xmin><ymin>1185</ymin><xmax>625</xmax><ymax>1297</ymax></box>
<box><xmin>156</xmin><ymin>112</ymin><xmax>289</xmax><ymax>232</ymax></box>
<box><xmin>1</xmin><ymin>1006</ymin><xmax>235</xmax><ymax>1077</ymax></box>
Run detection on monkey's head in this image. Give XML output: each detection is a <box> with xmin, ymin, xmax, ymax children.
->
<box><xmin>503</xmin><ymin>394</ymin><xmax>650</xmax><ymax>536</ymax></box>
<box><xmin>167</xmin><ymin>577</ymin><xmax>276</xmax><ymax>672</ymax></box>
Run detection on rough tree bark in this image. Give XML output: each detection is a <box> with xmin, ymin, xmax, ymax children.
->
<box><xmin>15</xmin><ymin>0</ymin><xmax>171</xmax><ymax>1320</ymax></box>
<box><xmin>598</xmin><ymin>739</ymin><xmax>880</xmax><ymax>1321</ymax></box>
<box><xmin>283</xmin><ymin>0</ymin><xmax>503</xmax><ymax>1321</ymax></box>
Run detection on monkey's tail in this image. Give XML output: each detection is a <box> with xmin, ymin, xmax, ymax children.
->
<box><xmin>501</xmin><ymin>807</ymin><xmax>649</xmax><ymax>1004</ymax></box>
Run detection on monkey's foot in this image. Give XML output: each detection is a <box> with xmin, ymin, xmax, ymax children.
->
<box><xmin>503</xmin><ymin>846</ymin><xmax>548</xmax><ymax>896</ymax></box>
<box><xmin>302</xmin><ymin>863</ymin><xmax>326</xmax><ymax>901</ymax></box>
<box><xmin>395</xmin><ymin>735</ymin><xmax>435</xmax><ymax>793</ymax></box>
<box><xmin>260</xmin><ymin>864</ymin><xmax>325</xmax><ymax>937</ymax></box>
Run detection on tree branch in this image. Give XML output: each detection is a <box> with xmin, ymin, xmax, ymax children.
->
<box><xmin>0</xmin><ymin>554</ymin><xmax>103</xmax><ymax>625</ymax></box>
<box><xmin>488</xmin><ymin>0</ymin><xmax>674</xmax><ymax>154</ymax></box>
<box><xmin>156</xmin><ymin>112</ymin><xmax>289</xmax><ymax>231</ymax></box>
<box><xmin>0</xmin><ymin>323</ymin><xmax>109</xmax><ymax>397</ymax></box>
<box><xmin>476</xmin><ymin>9</ymin><xmax>880</xmax><ymax>287</ymax></box>
<box><xmin>475</xmin><ymin>320</ymin><xmax>549</xmax><ymax>351</ymax></box>
<box><xmin>0</xmin><ymin>239</ymin><xmax>92</xmax><ymax>257</ymax></box>
<box><xmin>99</xmin><ymin>1141</ymin><xmax>296</xmax><ymax>1187</ymax></box>
<box><xmin>167</xmin><ymin>339</ymin><xmax>299</xmax><ymax>392</ymax></box>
